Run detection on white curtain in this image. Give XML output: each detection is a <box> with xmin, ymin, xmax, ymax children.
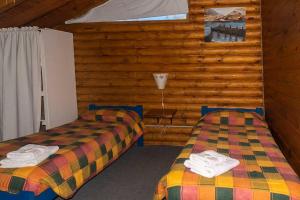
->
<box><xmin>0</xmin><ymin>27</ymin><xmax>41</xmax><ymax>141</ymax></box>
<box><xmin>66</xmin><ymin>0</ymin><xmax>189</xmax><ymax>23</ymax></box>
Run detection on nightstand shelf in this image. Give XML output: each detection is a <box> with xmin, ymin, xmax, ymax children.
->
<box><xmin>143</xmin><ymin>109</ymin><xmax>193</xmax><ymax>146</ymax></box>
<box><xmin>144</xmin><ymin>109</ymin><xmax>177</xmax><ymax>124</ymax></box>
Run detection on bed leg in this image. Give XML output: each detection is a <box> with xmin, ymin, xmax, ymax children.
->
<box><xmin>137</xmin><ymin>136</ymin><xmax>144</xmax><ymax>147</ymax></box>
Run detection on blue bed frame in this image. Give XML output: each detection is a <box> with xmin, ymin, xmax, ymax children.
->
<box><xmin>0</xmin><ymin>104</ymin><xmax>144</xmax><ymax>200</ymax></box>
<box><xmin>201</xmin><ymin>106</ymin><xmax>264</xmax><ymax>117</ymax></box>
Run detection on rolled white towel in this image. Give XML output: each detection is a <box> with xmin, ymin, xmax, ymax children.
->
<box><xmin>184</xmin><ymin>150</ymin><xmax>240</xmax><ymax>178</ymax></box>
<box><xmin>0</xmin><ymin>144</ymin><xmax>59</xmax><ymax>168</ymax></box>
<box><xmin>7</xmin><ymin>144</ymin><xmax>59</xmax><ymax>161</ymax></box>
<box><xmin>0</xmin><ymin>153</ymin><xmax>49</xmax><ymax>168</ymax></box>
<box><xmin>184</xmin><ymin>160</ymin><xmax>215</xmax><ymax>178</ymax></box>
<box><xmin>189</xmin><ymin>150</ymin><xmax>227</xmax><ymax>166</ymax></box>
<box><xmin>212</xmin><ymin>158</ymin><xmax>240</xmax><ymax>177</ymax></box>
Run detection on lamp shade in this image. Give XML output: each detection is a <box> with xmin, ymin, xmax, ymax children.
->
<box><xmin>153</xmin><ymin>73</ymin><xmax>168</xmax><ymax>90</ymax></box>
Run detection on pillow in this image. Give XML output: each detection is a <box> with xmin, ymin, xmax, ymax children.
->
<box><xmin>202</xmin><ymin>110</ymin><xmax>267</xmax><ymax>127</ymax></box>
<box><xmin>79</xmin><ymin>110</ymin><xmax>96</xmax><ymax>121</ymax></box>
<box><xmin>79</xmin><ymin>109</ymin><xmax>141</xmax><ymax>123</ymax></box>
<box><xmin>96</xmin><ymin>109</ymin><xmax>142</xmax><ymax>123</ymax></box>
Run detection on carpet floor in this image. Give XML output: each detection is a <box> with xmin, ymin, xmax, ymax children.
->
<box><xmin>56</xmin><ymin>145</ymin><xmax>182</xmax><ymax>200</ymax></box>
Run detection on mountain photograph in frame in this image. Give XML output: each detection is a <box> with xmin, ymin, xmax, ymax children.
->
<box><xmin>204</xmin><ymin>7</ymin><xmax>246</xmax><ymax>42</ymax></box>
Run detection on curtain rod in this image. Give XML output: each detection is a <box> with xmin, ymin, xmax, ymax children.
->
<box><xmin>0</xmin><ymin>27</ymin><xmax>46</xmax><ymax>31</ymax></box>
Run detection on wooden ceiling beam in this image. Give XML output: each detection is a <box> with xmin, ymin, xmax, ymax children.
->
<box><xmin>27</xmin><ymin>0</ymin><xmax>108</xmax><ymax>28</ymax></box>
<box><xmin>0</xmin><ymin>0</ymin><xmax>73</xmax><ymax>28</ymax></box>
<box><xmin>0</xmin><ymin>0</ymin><xmax>108</xmax><ymax>28</ymax></box>
<box><xmin>0</xmin><ymin>0</ymin><xmax>24</xmax><ymax>13</ymax></box>
<box><xmin>0</xmin><ymin>0</ymin><xmax>15</xmax><ymax>10</ymax></box>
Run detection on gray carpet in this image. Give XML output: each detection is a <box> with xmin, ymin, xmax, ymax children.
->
<box><xmin>57</xmin><ymin>145</ymin><xmax>182</xmax><ymax>200</ymax></box>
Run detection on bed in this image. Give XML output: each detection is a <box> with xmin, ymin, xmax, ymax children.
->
<box><xmin>154</xmin><ymin>106</ymin><xmax>300</xmax><ymax>200</ymax></box>
<box><xmin>0</xmin><ymin>105</ymin><xmax>144</xmax><ymax>200</ymax></box>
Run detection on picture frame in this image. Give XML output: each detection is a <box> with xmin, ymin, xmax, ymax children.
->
<box><xmin>204</xmin><ymin>7</ymin><xmax>246</xmax><ymax>42</ymax></box>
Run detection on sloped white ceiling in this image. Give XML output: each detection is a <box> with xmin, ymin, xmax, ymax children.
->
<box><xmin>66</xmin><ymin>0</ymin><xmax>188</xmax><ymax>23</ymax></box>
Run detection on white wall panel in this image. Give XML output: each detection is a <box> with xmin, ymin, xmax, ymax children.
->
<box><xmin>41</xmin><ymin>29</ymin><xmax>78</xmax><ymax>129</ymax></box>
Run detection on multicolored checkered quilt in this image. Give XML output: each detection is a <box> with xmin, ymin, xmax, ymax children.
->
<box><xmin>0</xmin><ymin>109</ymin><xmax>144</xmax><ymax>199</ymax></box>
<box><xmin>154</xmin><ymin>111</ymin><xmax>300</xmax><ymax>200</ymax></box>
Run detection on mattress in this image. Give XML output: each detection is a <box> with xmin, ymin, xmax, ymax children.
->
<box><xmin>154</xmin><ymin>111</ymin><xmax>300</xmax><ymax>200</ymax></box>
<box><xmin>0</xmin><ymin>109</ymin><xmax>144</xmax><ymax>199</ymax></box>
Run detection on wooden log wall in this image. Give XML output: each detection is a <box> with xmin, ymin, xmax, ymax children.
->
<box><xmin>262</xmin><ymin>0</ymin><xmax>300</xmax><ymax>175</ymax></box>
<box><xmin>61</xmin><ymin>0</ymin><xmax>264</xmax><ymax>146</ymax></box>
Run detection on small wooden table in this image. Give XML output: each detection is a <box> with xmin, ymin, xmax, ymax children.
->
<box><xmin>144</xmin><ymin>109</ymin><xmax>177</xmax><ymax>124</ymax></box>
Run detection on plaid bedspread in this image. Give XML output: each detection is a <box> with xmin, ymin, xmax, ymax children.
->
<box><xmin>154</xmin><ymin>111</ymin><xmax>300</xmax><ymax>200</ymax></box>
<box><xmin>0</xmin><ymin>109</ymin><xmax>144</xmax><ymax>198</ymax></box>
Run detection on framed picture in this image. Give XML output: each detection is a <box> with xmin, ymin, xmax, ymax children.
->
<box><xmin>204</xmin><ymin>7</ymin><xmax>246</xmax><ymax>42</ymax></box>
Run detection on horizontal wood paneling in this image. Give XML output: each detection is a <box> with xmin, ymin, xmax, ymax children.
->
<box><xmin>60</xmin><ymin>0</ymin><xmax>263</xmax><ymax>146</ymax></box>
<box><xmin>262</xmin><ymin>0</ymin><xmax>300</xmax><ymax>175</ymax></box>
